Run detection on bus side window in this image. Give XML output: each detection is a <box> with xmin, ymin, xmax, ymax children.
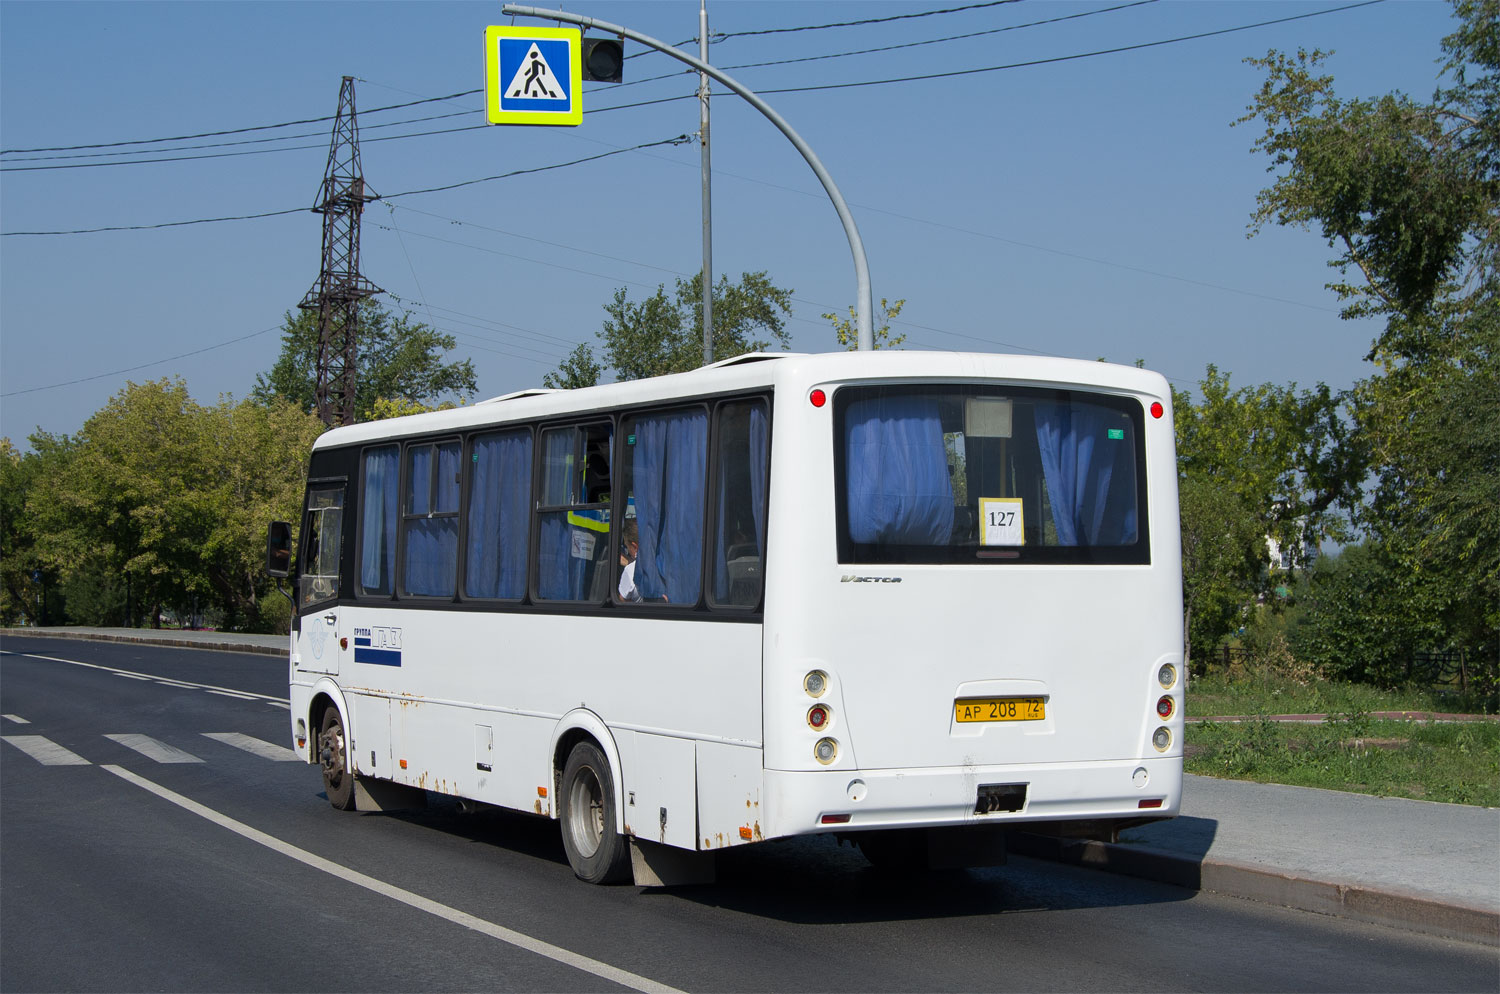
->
<box><xmin>299</xmin><ymin>486</ymin><xmax>345</xmax><ymax>609</ymax></box>
<box><xmin>402</xmin><ymin>440</ymin><xmax>462</xmax><ymax>597</ymax></box>
<box><xmin>710</xmin><ymin>399</ymin><xmax>769</xmax><ymax>609</ymax></box>
<box><xmin>536</xmin><ymin>423</ymin><xmax>612</xmax><ymax>602</ymax></box>
<box><xmin>615</xmin><ymin>407</ymin><xmax>708</xmax><ymax>606</ymax></box>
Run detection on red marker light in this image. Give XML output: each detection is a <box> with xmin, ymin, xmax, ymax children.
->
<box><xmin>808</xmin><ymin>704</ymin><xmax>831</xmax><ymax>730</ymax></box>
<box><xmin>1156</xmin><ymin>695</ymin><xmax>1175</xmax><ymax>720</ymax></box>
<box><xmin>810</xmin><ymin>389</ymin><xmax>827</xmax><ymax>408</ymax></box>
<box><xmin>1150</xmin><ymin>402</ymin><xmax>1164</xmax><ymax>419</ymax></box>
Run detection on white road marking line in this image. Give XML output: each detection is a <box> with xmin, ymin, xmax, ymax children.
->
<box><xmin>100</xmin><ymin>765</ymin><xmax>683</xmax><ymax>994</ymax></box>
<box><xmin>113</xmin><ymin>672</ymin><xmax>153</xmax><ymax>681</ymax></box>
<box><xmin>201</xmin><ymin>732</ymin><xmax>298</xmax><ymax>762</ymax></box>
<box><xmin>3</xmin><ymin>735</ymin><xmax>91</xmax><ymax>766</ymax></box>
<box><xmin>104</xmin><ymin>734</ymin><xmax>203</xmax><ymax>764</ymax></box>
<box><xmin>265</xmin><ymin>701</ymin><xmax>290</xmax><ymax>710</ymax></box>
<box><xmin>206</xmin><ymin>689</ymin><xmax>258</xmax><ymax>701</ymax></box>
<box><xmin>2</xmin><ymin>714</ymin><xmax>31</xmax><ymax>724</ymax></box>
<box><xmin>0</xmin><ymin>650</ymin><xmax>290</xmax><ymax>706</ymax></box>
<box><xmin>155</xmin><ymin>680</ymin><xmax>198</xmax><ymax>688</ymax></box>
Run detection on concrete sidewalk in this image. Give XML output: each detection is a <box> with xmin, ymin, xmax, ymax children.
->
<box><xmin>5</xmin><ymin>625</ymin><xmax>1497</xmax><ymax>945</ymax></box>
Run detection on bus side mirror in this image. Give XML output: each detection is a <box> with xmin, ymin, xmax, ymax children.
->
<box><xmin>266</xmin><ymin>521</ymin><xmax>293</xmax><ymax>578</ymax></box>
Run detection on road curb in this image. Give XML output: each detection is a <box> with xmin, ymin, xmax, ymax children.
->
<box><xmin>0</xmin><ymin>628</ymin><xmax>287</xmax><ymax>658</ymax></box>
<box><xmin>1010</xmin><ymin>832</ymin><xmax>1499</xmax><ymax>947</ymax></box>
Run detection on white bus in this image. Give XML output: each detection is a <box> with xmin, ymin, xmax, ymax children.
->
<box><xmin>271</xmin><ymin>350</ymin><xmax>1184</xmax><ymax>885</ymax></box>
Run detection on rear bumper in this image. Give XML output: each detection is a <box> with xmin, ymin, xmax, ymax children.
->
<box><xmin>763</xmin><ymin>757</ymin><xmax>1181</xmax><ymax>839</ymax></box>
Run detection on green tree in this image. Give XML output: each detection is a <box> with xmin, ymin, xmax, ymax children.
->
<box><xmin>1290</xmin><ymin>542</ymin><xmax>1449</xmax><ymax>685</ymax></box>
<box><xmin>0</xmin><ymin>436</ymin><xmax>74</xmax><ymax>625</ymax></box>
<box><xmin>822</xmin><ymin>297</ymin><xmax>908</xmax><ymax>350</ymax></box>
<box><xmin>253</xmin><ymin>303</ymin><xmax>476</xmax><ymax>422</ymax></box>
<box><xmin>591</xmin><ymin>271</ymin><xmax>793</xmax><ymax>382</ymax></box>
<box><xmin>1173</xmin><ymin>366</ymin><xmax>1365</xmax><ymax>670</ymax></box>
<box><xmin>1240</xmin><ymin>0</ymin><xmax>1499</xmax><ymax>668</ymax></box>
<box><xmin>542</xmin><ymin>342</ymin><xmax>603</xmax><ymax>390</ymax></box>
<box><xmin>25</xmin><ymin>380</ymin><xmax>323</xmax><ymax>631</ymax></box>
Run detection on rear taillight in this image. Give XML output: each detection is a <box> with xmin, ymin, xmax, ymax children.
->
<box><xmin>1157</xmin><ymin>695</ymin><xmax>1175</xmax><ymax>720</ymax></box>
<box><xmin>807</xmin><ymin>704</ymin><xmax>831</xmax><ymax>730</ymax></box>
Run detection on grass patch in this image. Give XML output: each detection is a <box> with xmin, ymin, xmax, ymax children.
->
<box><xmin>1187</xmin><ymin>670</ymin><xmax>1496</xmax><ymax>718</ymax></box>
<box><xmin>1185</xmin><ymin>716</ymin><xmax>1500</xmax><ymax>806</ymax></box>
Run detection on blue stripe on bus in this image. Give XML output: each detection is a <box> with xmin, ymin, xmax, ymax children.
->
<box><xmin>354</xmin><ymin>647</ymin><xmax>402</xmax><ymax>667</ymax></box>
<box><xmin>354</xmin><ymin>637</ymin><xmax>372</xmax><ymax>647</ymax></box>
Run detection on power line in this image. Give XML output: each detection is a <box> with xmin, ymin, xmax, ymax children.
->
<box><xmin>756</xmin><ymin>0</ymin><xmax>1386</xmax><ymax>95</ymax></box>
<box><xmin>620</xmin><ymin>0</ymin><xmax>1159</xmax><ymax>87</ymax></box>
<box><xmin>0</xmin><ymin>326</ymin><xmax>281</xmax><ymax>398</ymax></box>
<box><xmin>714</xmin><ymin>0</ymin><xmax>1025</xmax><ymax>41</ymax></box>
<box><xmin>2</xmin><ymin>109</ymin><xmax>475</xmax><ymax>165</ymax></box>
<box><xmin>0</xmin><ymin>90</ymin><xmax>483</xmax><ymax>156</ymax></box>
<box><xmin>0</xmin><ymin>207</ymin><xmax>309</xmax><ymax>237</ymax></box>
<box><xmin>1</xmin><ymin>136</ymin><xmax>692</xmax><ymax>236</ymax></box>
<box><xmin>378</xmin><ymin>135</ymin><xmax>691</xmax><ymax>199</ymax></box>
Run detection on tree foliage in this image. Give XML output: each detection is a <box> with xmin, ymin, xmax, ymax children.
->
<box><xmin>14</xmin><ymin>379</ymin><xmax>323</xmax><ymax>631</ymax></box>
<box><xmin>545</xmin><ymin>271</ymin><xmax>793</xmax><ymax>387</ymax></box>
<box><xmin>823</xmin><ymin>297</ymin><xmax>908</xmax><ymax>350</ymax></box>
<box><xmin>253</xmin><ymin>302</ymin><xmax>476</xmax><ymax>422</ymax></box>
<box><xmin>1172</xmin><ymin>366</ymin><xmax>1365</xmax><ymax>670</ymax></box>
<box><xmin>1239</xmin><ymin>0</ymin><xmax>1499</xmax><ymax>672</ymax></box>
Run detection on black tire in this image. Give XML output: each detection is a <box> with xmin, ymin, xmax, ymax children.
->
<box><xmin>318</xmin><ymin>706</ymin><xmax>357</xmax><ymax>811</ymax></box>
<box><xmin>559</xmin><ymin>741</ymin><xmax>631</xmax><ymax>884</ymax></box>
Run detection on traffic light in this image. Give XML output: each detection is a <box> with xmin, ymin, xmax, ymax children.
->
<box><xmin>581</xmin><ymin>37</ymin><xmax>624</xmax><ymax>83</ymax></box>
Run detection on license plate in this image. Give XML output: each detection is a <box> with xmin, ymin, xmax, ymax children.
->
<box><xmin>954</xmin><ymin>697</ymin><xmax>1046</xmax><ymax>723</ymax></box>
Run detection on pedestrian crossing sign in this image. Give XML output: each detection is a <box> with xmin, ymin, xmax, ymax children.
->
<box><xmin>485</xmin><ymin>25</ymin><xmax>583</xmax><ymax>126</ymax></box>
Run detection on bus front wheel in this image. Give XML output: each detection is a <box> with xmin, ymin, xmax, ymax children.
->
<box><xmin>318</xmin><ymin>707</ymin><xmax>356</xmax><ymax>811</ymax></box>
<box><xmin>559</xmin><ymin>742</ymin><xmax>631</xmax><ymax>884</ymax></box>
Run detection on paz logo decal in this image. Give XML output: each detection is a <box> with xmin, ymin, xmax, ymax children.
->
<box><xmin>353</xmin><ymin>626</ymin><xmax>403</xmax><ymax>667</ymax></box>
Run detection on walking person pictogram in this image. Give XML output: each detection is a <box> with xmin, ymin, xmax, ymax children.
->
<box><xmin>515</xmin><ymin>51</ymin><xmax>557</xmax><ymax>98</ymax></box>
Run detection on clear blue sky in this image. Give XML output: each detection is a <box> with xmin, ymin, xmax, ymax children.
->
<box><xmin>0</xmin><ymin>0</ymin><xmax>1461</xmax><ymax>446</ymax></box>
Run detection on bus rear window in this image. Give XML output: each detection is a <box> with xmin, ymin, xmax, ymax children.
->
<box><xmin>834</xmin><ymin>385</ymin><xmax>1148</xmax><ymax>565</ymax></box>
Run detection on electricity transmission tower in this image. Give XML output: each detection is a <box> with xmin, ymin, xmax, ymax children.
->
<box><xmin>300</xmin><ymin>75</ymin><xmax>381</xmax><ymax>427</ymax></box>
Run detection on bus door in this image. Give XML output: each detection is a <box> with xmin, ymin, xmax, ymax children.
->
<box><xmin>295</xmin><ymin>483</ymin><xmax>346</xmax><ymax>677</ymax></box>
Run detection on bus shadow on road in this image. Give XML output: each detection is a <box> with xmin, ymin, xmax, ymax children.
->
<box><xmin>363</xmin><ymin>795</ymin><xmax>1206</xmax><ymax>924</ymax></box>
<box><xmin>647</xmin><ymin>832</ymin><xmax>1202</xmax><ymax>925</ymax></box>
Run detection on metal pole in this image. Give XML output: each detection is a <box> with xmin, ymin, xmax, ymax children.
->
<box><xmin>699</xmin><ymin>0</ymin><xmax>714</xmax><ymax>365</ymax></box>
<box><xmin>502</xmin><ymin>4</ymin><xmax>875</xmax><ymax>350</ymax></box>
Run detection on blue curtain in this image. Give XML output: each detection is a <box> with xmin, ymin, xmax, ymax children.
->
<box><xmin>713</xmin><ymin>402</ymin><xmax>769</xmax><ymax>602</ymax></box>
<box><xmin>537</xmin><ymin>430</ymin><xmax>582</xmax><ymax>600</ymax></box>
<box><xmin>632</xmin><ymin>410</ymin><xmax>708</xmax><ymax>603</ymax></box>
<box><xmin>405</xmin><ymin>519</ymin><xmax>458</xmax><ymax>596</ymax></box>
<box><xmin>844</xmin><ymin>396</ymin><xmax>953</xmax><ymax>545</ymax></box>
<box><xmin>360</xmin><ymin>445</ymin><xmax>399</xmax><ymax>594</ymax></box>
<box><xmin>465</xmin><ymin>431</ymin><xmax>532</xmax><ymax>599</ymax></box>
<box><xmin>404</xmin><ymin>443</ymin><xmax>461</xmax><ymax>596</ymax></box>
<box><xmin>1033</xmin><ymin>404</ymin><xmax>1137</xmax><ymax>546</ymax></box>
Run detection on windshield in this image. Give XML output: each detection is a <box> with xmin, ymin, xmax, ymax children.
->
<box><xmin>834</xmin><ymin>384</ymin><xmax>1149</xmax><ymax>565</ymax></box>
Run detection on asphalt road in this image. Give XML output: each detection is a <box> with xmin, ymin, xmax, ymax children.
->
<box><xmin>2</xmin><ymin>634</ymin><xmax>1495</xmax><ymax>993</ymax></box>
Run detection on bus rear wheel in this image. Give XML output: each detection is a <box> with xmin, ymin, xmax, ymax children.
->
<box><xmin>318</xmin><ymin>707</ymin><xmax>356</xmax><ymax>811</ymax></box>
<box><xmin>559</xmin><ymin>741</ymin><xmax>631</xmax><ymax>884</ymax></box>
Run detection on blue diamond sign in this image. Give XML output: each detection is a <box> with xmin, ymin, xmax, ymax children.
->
<box><xmin>485</xmin><ymin>25</ymin><xmax>583</xmax><ymax>126</ymax></box>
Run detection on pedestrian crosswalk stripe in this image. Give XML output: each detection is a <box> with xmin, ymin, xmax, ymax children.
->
<box><xmin>2</xmin><ymin>714</ymin><xmax>30</xmax><ymax>724</ymax></box>
<box><xmin>2</xmin><ymin>735</ymin><xmax>90</xmax><ymax>765</ymax></box>
<box><xmin>104</xmin><ymin>733</ymin><xmax>203</xmax><ymax>764</ymax></box>
<box><xmin>202</xmin><ymin>732</ymin><xmax>298</xmax><ymax>762</ymax></box>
